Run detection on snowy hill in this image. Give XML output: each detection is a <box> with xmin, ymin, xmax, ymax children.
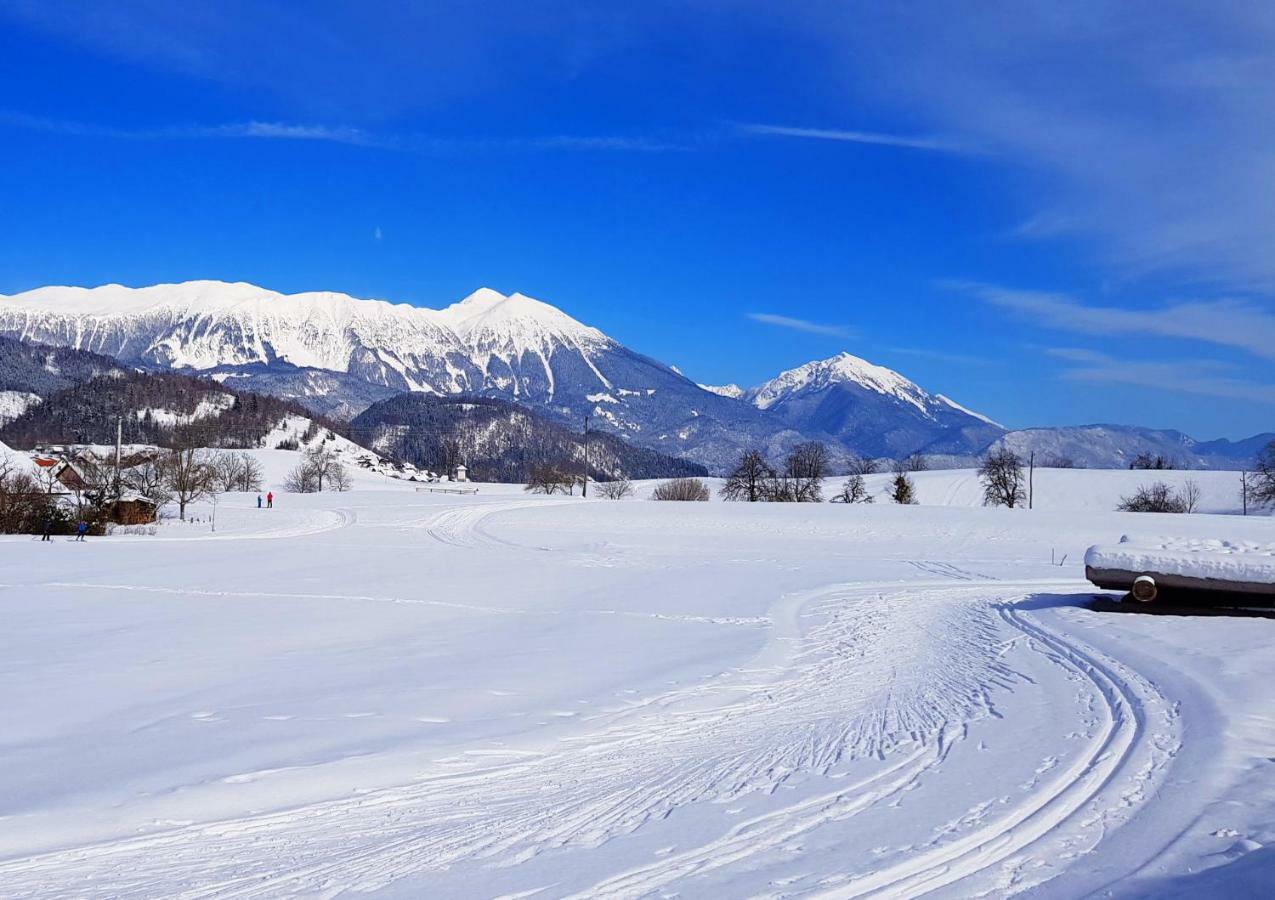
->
<box><xmin>861</xmin><ymin>466</ymin><xmax>1249</xmax><ymax>514</ymax></box>
<box><xmin>985</xmin><ymin>425</ymin><xmax>1273</xmax><ymax>471</ymax></box>
<box><xmin>744</xmin><ymin>352</ymin><xmax>1005</xmax><ymax>458</ymax></box>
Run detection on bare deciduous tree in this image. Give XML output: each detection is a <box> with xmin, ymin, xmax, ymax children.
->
<box><xmin>66</xmin><ymin>453</ymin><xmax>115</xmax><ymax>523</ymax></box>
<box><xmin>441</xmin><ymin>439</ymin><xmax>463</xmax><ymax>479</ymax></box>
<box><xmin>1130</xmin><ymin>452</ymin><xmax>1177</xmax><ymax>470</ymax></box>
<box><xmin>285</xmin><ymin>461</ymin><xmax>318</xmax><ymax>493</ymax></box>
<box><xmin>525</xmin><ymin>464</ymin><xmax>573</xmax><ymax>495</ymax></box>
<box><xmin>1180</xmin><ymin>478</ymin><xmax>1202</xmax><ymax>513</ymax></box>
<box><xmin>720</xmin><ymin>450</ymin><xmax>775</xmax><ymax>502</ymax></box>
<box><xmin>596</xmin><ymin>477</ymin><xmax>634</xmax><ymax>500</ymax></box>
<box><xmin>979</xmin><ymin>449</ymin><xmax>1026</xmax><ymax>508</ymax></box>
<box><xmin>329</xmin><ymin>463</ymin><xmax>352</xmax><ymax>492</ymax></box>
<box><xmin>892</xmin><ymin>454</ymin><xmax>929</xmax><ymax>474</ymax></box>
<box><xmin>304</xmin><ymin>447</ymin><xmax>344</xmax><ymax>492</ymax></box>
<box><xmin>123</xmin><ymin>455</ymin><xmax>173</xmax><ymax>505</ymax></box>
<box><xmin>0</xmin><ymin>461</ymin><xmax>58</xmax><ymax>534</ymax></box>
<box><xmin>210</xmin><ymin>451</ymin><xmax>263</xmax><ymax>493</ymax></box>
<box><xmin>164</xmin><ymin>447</ymin><xmax>218</xmax><ymax>520</ymax></box>
<box><xmin>652</xmin><ymin>477</ymin><xmax>710</xmax><ymax>501</ymax></box>
<box><xmin>831</xmin><ymin>474</ymin><xmax>874</xmax><ymax>504</ymax></box>
<box><xmin>1251</xmin><ymin>442</ymin><xmax>1275</xmax><ymax>507</ymax></box>
<box><xmin>780</xmin><ymin>441</ymin><xmax>827</xmax><ymax>503</ymax></box>
<box><xmin>846</xmin><ymin>454</ymin><xmax>880</xmax><ymax>476</ymax></box>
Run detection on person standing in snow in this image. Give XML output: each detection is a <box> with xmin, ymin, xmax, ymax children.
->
<box><xmin>41</xmin><ymin>517</ymin><xmax>53</xmax><ymax>542</ymax></box>
<box><xmin>75</xmin><ymin>520</ymin><xmax>88</xmax><ymax>542</ymax></box>
<box><xmin>266</xmin><ymin>491</ymin><xmax>274</xmax><ymax>509</ymax></box>
<box><xmin>257</xmin><ymin>494</ymin><xmax>262</xmax><ymax>508</ymax></box>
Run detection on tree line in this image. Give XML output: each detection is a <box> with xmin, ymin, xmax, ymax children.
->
<box><xmin>0</xmin><ymin>370</ymin><xmax>348</xmax><ymax>451</ymax></box>
<box><xmin>351</xmin><ymin>393</ymin><xmax>707</xmax><ymax>483</ymax></box>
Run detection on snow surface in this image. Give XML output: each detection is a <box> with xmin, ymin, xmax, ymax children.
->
<box><xmin>748</xmin><ymin>351</ymin><xmax>940</xmax><ymax>414</ymax></box>
<box><xmin>0</xmin><ymin>390</ymin><xmax>41</xmax><ymax>426</ymax></box>
<box><xmin>935</xmin><ymin>393</ymin><xmax>1003</xmax><ymax>428</ymax></box>
<box><xmin>858</xmin><ymin>467</ymin><xmax>1249</xmax><ymax>514</ymax></box>
<box><xmin>698</xmin><ymin>382</ymin><xmax>746</xmax><ymax>399</ymax></box>
<box><xmin>1</xmin><ymin>462</ymin><xmax>1273</xmax><ymax>897</ymax></box>
<box><xmin>0</xmin><ymin>281</ymin><xmax>610</xmax><ymax>386</ymax></box>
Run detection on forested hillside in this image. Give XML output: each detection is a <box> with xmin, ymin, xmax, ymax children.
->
<box><xmin>0</xmin><ymin>370</ymin><xmax>347</xmax><ymax>450</ymax></box>
<box><xmin>0</xmin><ymin>335</ymin><xmax>130</xmax><ymax>395</ymax></box>
<box><xmin>352</xmin><ymin>393</ymin><xmax>708</xmax><ymax>483</ymax></box>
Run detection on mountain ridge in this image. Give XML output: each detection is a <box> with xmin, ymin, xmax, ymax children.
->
<box><xmin>2</xmin><ymin>281</ymin><xmax>1266</xmax><ymax>471</ymax></box>
<box><xmin>0</xmin><ymin>281</ymin><xmax>836</xmax><ymax>470</ymax></box>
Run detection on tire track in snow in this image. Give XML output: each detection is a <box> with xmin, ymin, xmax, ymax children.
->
<box><xmin>0</xmin><ymin>580</ymin><xmax>1107</xmax><ymax>898</ymax></box>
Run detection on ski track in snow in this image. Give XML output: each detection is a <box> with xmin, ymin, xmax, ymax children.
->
<box><xmin>0</xmin><ymin>576</ymin><xmax>1181</xmax><ymax>898</ymax></box>
<box><xmin>105</xmin><ymin>506</ymin><xmax>358</xmax><ymax>543</ymax></box>
<box><xmin>415</xmin><ymin>498</ymin><xmax>551</xmax><ymax>549</ymax></box>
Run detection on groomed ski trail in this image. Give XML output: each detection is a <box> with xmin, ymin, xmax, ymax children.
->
<box><xmin>0</xmin><ymin>578</ymin><xmax>1180</xmax><ymax>899</ymax></box>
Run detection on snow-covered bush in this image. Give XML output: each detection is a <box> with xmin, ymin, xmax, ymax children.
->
<box><xmin>596</xmin><ymin>478</ymin><xmax>634</xmax><ymax>500</ymax></box>
<box><xmin>652</xmin><ymin>477</ymin><xmax>710</xmax><ymax>501</ymax></box>
<box><xmin>1118</xmin><ymin>482</ymin><xmax>1188</xmax><ymax>513</ymax></box>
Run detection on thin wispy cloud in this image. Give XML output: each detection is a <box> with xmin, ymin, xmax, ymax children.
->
<box><xmin>0</xmin><ymin>110</ymin><xmax>678</xmax><ymax>153</ymax></box>
<box><xmin>0</xmin><ymin>110</ymin><xmax>382</xmax><ymax>146</ymax></box>
<box><xmin>738</xmin><ymin>123</ymin><xmax>973</xmax><ymax>154</ymax></box>
<box><xmin>954</xmin><ymin>280</ymin><xmax>1275</xmax><ymax>362</ymax></box>
<box><xmin>747</xmin><ymin>313</ymin><xmax>852</xmax><ymax>338</ymax></box>
<box><xmin>887</xmin><ymin>346</ymin><xmax>992</xmax><ymax>366</ymax></box>
<box><xmin>1048</xmin><ymin>348</ymin><xmax>1275</xmax><ymax>405</ymax></box>
<box><xmin>820</xmin><ymin>4</ymin><xmax>1275</xmax><ymax>288</ymax></box>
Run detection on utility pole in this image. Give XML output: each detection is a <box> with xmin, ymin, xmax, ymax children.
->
<box><xmin>1028</xmin><ymin>451</ymin><xmax>1034</xmax><ymax>510</ymax></box>
<box><xmin>581</xmin><ymin>414</ymin><xmax>590</xmax><ymax>498</ymax></box>
<box><xmin>114</xmin><ymin>415</ymin><xmax>123</xmax><ymax>500</ymax></box>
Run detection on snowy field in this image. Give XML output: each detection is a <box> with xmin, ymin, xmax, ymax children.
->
<box><xmin>2</xmin><ymin>460</ymin><xmax>1274</xmax><ymax>898</ymax></box>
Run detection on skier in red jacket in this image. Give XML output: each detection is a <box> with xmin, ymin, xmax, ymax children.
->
<box><xmin>266</xmin><ymin>491</ymin><xmax>274</xmax><ymax>509</ymax></box>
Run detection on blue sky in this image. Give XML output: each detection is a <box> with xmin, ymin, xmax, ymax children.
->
<box><xmin>1</xmin><ymin>1</ymin><xmax>1273</xmax><ymax>439</ymax></box>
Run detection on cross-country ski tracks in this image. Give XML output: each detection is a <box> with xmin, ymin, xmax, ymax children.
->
<box><xmin>805</xmin><ymin>602</ymin><xmax>1180</xmax><ymax>899</ymax></box>
<box><xmin>412</xmin><ymin>499</ymin><xmax>555</xmax><ymax>549</ymax></box>
<box><xmin>0</xmin><ymin>580</ymin><xmax>1178</xmax><ymax>898</ymax></box>
<box><xmin>907</xmin><ymin>560</ymin><xmax>997</xmax><ymax>582</ymax></box>
<box><xmin>121</xmin><ymin>507</ymin><xmax>358</xmax><ymax>542</ymax></box>
<box><xmin>10</xmin><ymin>581</ymin><xmax>769</xmax><ymax>629</ymax></box>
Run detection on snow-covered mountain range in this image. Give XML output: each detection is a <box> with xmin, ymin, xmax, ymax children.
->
<box><xmin>1</xmin><ymin>280</ymin><xmax>1266</xmax><ymax>471</ymax></box>
<box><xmin>740</xmin><ymin>352</ymin><xmax>1005</xmax><ymax>459</ymax></box>
<box><xmin>0</xmin><ymin>282</ymin><xmax>829</xmax><ymax>469</ymax></box>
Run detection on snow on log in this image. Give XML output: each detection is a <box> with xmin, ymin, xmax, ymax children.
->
<box><xmin>1086</xmin><ymin>534</ymin><xmax>1275</xmax><ymax>596</ymax></box>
